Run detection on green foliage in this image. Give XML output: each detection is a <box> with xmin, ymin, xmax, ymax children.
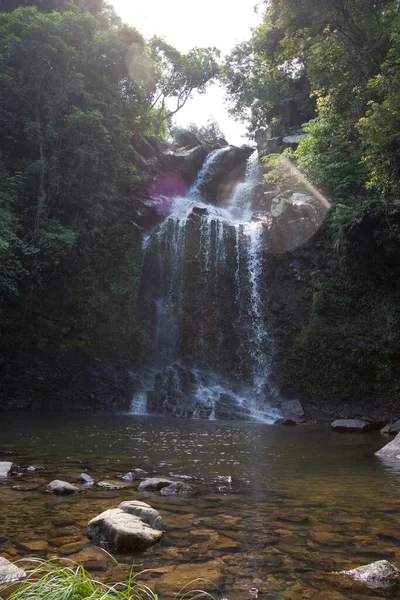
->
<box><xmin>0</xmin><ymin>561</ymin><xmax>219</xmax><ymax>600</ymax></box>
<box><xmin>169</xmin><ymin>118</ymin><xmax>225</xmax><ymax>145</ymax></box>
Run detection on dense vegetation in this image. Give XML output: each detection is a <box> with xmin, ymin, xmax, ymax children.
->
<box><xmin>224</xmin><ymin>0</ymin><xmax>400</xmax><ymax>404</ymax></box>
<box><xmin>0</xmin><ymin>0</ymin><xmax>219</xmax><ymax>365</ymax></box>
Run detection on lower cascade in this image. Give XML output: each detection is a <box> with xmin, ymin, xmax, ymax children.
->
<box><xmin>133</xmin><ymin>148</ymin><xmax>282</xmax><ymax>422</ymax></box>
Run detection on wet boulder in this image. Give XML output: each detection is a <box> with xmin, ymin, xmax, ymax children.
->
<box><xmin>96</xmin><ymin>481</ymin><xmax>126</xmax><ymax>490</ymax></box>
<box><xmin>375</xmin><ymin>432</ymin><xmax>400</xmax><ymax>458</ymax></box>
<box><xmin>87</xmin><ymin>500</ymin><xmax>163</xmax><ymax>552</ymax></box>
<box><xmin>138</xmin><ymin>478</ymin><xmax>173</xmax><ymax>492</ymax></box>
<box><xmin>204</xmin><ymin>145</ymin><xmax>255</xmax><ymax>204</ymax></box>
<box><xmin>47</xmin><ymin>480</ymin><xmax>80</xmax><ymax>494</ymax></box>
<box><xmin>160</xmin><ymin>481</ymin><xmax>197</xmax><ymax>498</ymax></box>
<box><xmin>0</xmin><ymin>462</ymin><xmax>13</xmax><ymax>478</ymax></box>
<box><xmin>280</xmin><ymin>399</ymin><xmax>304</xmax><ymax>422</ymax></box>
<box><xmin>340</xmin><ymin>560</ymin><xmax>400</xmax><ymax>589</ymax></box>
<box><xmin>331</xmin><ymin>419</ymin><xmax>373</xmax><ymax>433</ymax></box>
<box><xmin>380</xmin><ymin>419</ymin><xmax>400</xmax><ymax>435</ymax></box>
<box><xmin>0</xmin><ymin>557</ymin><xmax>26</xmax><ymax>584</ymax></box>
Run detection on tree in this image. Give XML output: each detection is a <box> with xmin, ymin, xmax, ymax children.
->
<box><xmin>169</xmin><ymin>118</ymin><xmax>226</xmax><ymax>145</ymax></box>
<box><xmin>149</xmin><ymin>37</ymin><xmax>220</xmax><ymax>135</ymax></box>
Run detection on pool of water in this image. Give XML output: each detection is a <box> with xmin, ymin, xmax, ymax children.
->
<box><xmin>1</xmin><ymin>413</ymin><xmax>400</xmax><ymax>599</ymax></box>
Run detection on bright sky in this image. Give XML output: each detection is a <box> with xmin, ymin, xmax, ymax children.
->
<box><xmin>110</xmin><ymin>0</ymin><xmax>261</xmax><ymax>144</ymax></box>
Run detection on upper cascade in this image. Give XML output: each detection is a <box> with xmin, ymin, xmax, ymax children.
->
<box><xmin>134</xmin><ymin>147</ymin><xmax>284</xmax><ymax>423</ymax></box>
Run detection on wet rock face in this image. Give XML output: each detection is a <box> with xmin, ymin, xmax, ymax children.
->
<box><xmin>87</xmin><ymin>501</ymin><xmax>163</xmax><ymax>552</ymax></box>
<box><xmin>158</xmin><ymin>145</ymin><xmax>213</xmax><ymax>186</ymax></box>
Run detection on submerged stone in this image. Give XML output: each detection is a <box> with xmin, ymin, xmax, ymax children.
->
<box><xmin>76</xmin><ymin>473</ymin><xmax>94</xmax><ymax>485</ymax></box>
<box><xmin>160</xmin><ymin>481</ymin><xmax>197</xmax><ymax>497</ymax></box>
<box><xmin>97</xmin><ymin>481</ymin><xmax>126</xmax><ymax>490</ymax></box>
<box><xmin>339</xmin><ymin>560</ymin><xmax>400</xmax><ymax>589</ymax></box>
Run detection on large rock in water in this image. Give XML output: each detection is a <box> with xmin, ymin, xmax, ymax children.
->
<box><xmin>204</xmin><ymin>145</ymin><xmax>255</xmax><ymax>204</ymax></box>
<box><xmin>87</xmin><ymin>500</ymin><xmax>163</xmax><ymax>552</ymax></box>
<box><xmin>138</xmin><ymin>478</ymin><xmax>173</xmax><ymax>492</ymax></box>
<box><xmin>0</xmin><ymin>557</ymin><xmax>26</xmax><ymax>584</ymax></box>
<box><xmin>340</xmin><ymin>560</ymin><xmax>400</xmax><ymax>589</ymax></box>
<box><xmin>331</xmin><ymin>419</ymin><xmax>373</xmax><ymax>433</ymax></box>
<box><xmin>375</xmin><ymin>432</ymin><xmax>400</xmax><ymax>458</ymax></box>
<box><xmin>0</xmin><ymin>462</ymin><xmax>13</xmax><ymax>478</ymax></box>
<box><xmin>280</xmin><ymin>399</ymin><xmax>304</xmax><ymax>422</ymax></box>
<box><xmin>47</xmin><ymin>480</ymin><xmax>80</xmax><ymax>494</ymax></box>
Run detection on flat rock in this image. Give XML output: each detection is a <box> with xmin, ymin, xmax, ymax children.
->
<box><xmin>375</xmin><ymin>433</ymin><xmax>400</xmax><ymax>458</ymax></box>
<box><xmin>0</xmin><ymin>462</ymin><xmax>13</xmax><ymax>478</ymax></box>
<box><xmin>331</xmin><ymin>419</ymin><xmax>372</xmax><ymax>433</ymax></box>
<box><xmin>138</xmin><ymin>477</ymin><xmax>173</xmax><ymax>492</ymax></box>
<box><xmin>340</xmin><ymin>560</ymin><xmax>400</xmax><ymax>589</ymax></box>
<box><xmin>0</xmin><ymin>557</ymin><xmax>26</xmax><ymax>584</ymax></box>
<box><xmin>280</xmin><ymin>400</ymin><xmax>304</xmax><ymax>422</ymax></box>
<box><xmin>160</xmin><ymin>481</ymin><xmax>197</xmax><ymax>498</ymax></box>
<box><xmin>96</xmin><ymin>481</ymin><xmax>125</xmax><ymax>490</ymax></box>
<box><xmin>47</xmin><ymin>480</ymin><xmax>80</xmax><ymax>495</ymax></box>
<box><xmin>87</xmin><ymin>501</ymin><xmax>163</xmax><ymax>552</ymax></box>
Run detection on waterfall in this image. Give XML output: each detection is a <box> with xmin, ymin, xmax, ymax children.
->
<box><xmin>134</xmin><ymin>147</ymin><xmax>280</xmax><ymax>423</ymax></box>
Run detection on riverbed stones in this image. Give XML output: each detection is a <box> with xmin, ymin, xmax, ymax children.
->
<box><xmin>138</xmin><ymin>477</ymin><xmax>173</xmax><ymax>492</ymax></box>
<box><xmin>340</xmin><ymin>560</ymin><xmax>400</xmax><ymax>589</ymax></box>
<box><xmin>0</xmin><ymin>462</ymin><xmax>13</xmax><ymax>478</ymax></box>
<box><xmin>47</xmin><ymin>480</ymin><xmax>80</xmax><ymax>494</ymax></box>
<box><xmin>87</xmin><ymin>501</ymin><xmax>163</xmax><ymax>551</ymax></box>
<box><xmin>0</xmin><ymin>557</ymin><xmax>26</xmax><ymax>584</ymax></box>
<box><xmin>160</xmin><ymin>481</ymin><xmax>197</xmax><ymax>497</ymax></box>
<box><xmin>330</xmin><ymin>419</ymin><xmax>372</xmax><ymax>432</ymax></box>
<box><xmin>154</xmin><ymin>560</ymin><xmax>224</xmax><ymax>595</ymax></box>
<box><xmin>375</xmin><ymin>432</ymin><xmax>400</xmax><ymax>458</ymax></box>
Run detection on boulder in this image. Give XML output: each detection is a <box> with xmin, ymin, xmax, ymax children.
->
<box><xmin>282</xmin><ymin>131</ymin><xmax>307</xmax><ymax>150</ymax></box>
<box><xmin>381</xmin><ymin>419</ymin><xmax>400</xmax><ymax>435</ymax></box>
<box><xmin>87</xmin><ymin>501</ymin><xmax>163</xmax><ymax>552</ymax></box>
<box><xmin>138</xmin><ymin>478</ymin><xmax>173</xmax><ymax>492</ymax></box>
<box><xmin>340</xmin><ymin>560</ymin><xmax>400</xmax><ymax>589</ymax></box>
<box><xmin>134</xmin><ymin>135</ymin><xmax>157</xmax><ymax>159</ymax></box>
<box><xmin>214</xmin><ymin>394</ymin><xmax>250</xmax><ymax>421</ymax></box>
<box><xmin>267</xmin><ymin>194</ymin><xmax>329</xmax><ymax>253</ymax></box>
<box><xmin>121</xmin><ymin>472</ymin><xmax>136</xmax><ymax>482</ymax></box>
<box><xmin>175</xmin><ymin>130</ymin><xmax>201</xmax><ymax>148</ymax></box>
<box><xmin>0</xmin><ymin>462</ymin><xmax>13</xmax><ymax>478</ymax></box>
<box><xmin>0</xmin><ymin>557</ymin><xmax>26</xmax><ymax>585</ymax></box>
<box><xmin>375</xmin><ymin>432</ymin><xmax>400</xmax><ymax>458</ymax></box>
<box><xmin>204</xmin><ymin>145</ymin><xmax>255</xmax><ymax>204</ymax></box>
<box><xmin>160</xmin><ymin>481</ymin><xmax>197</xmax><ymax>498</ymax></box>
<box><xmin>118</xmin><ymin>500</ymin><xmax>163</xmax><ymax>529</ymax></box>
<box><xmin>280</xmin><ymin>399</ymin><xmax>304</xmax><ymax>422</ymax></box>
<box><xmin>76</xmin><ymin>473</ymin><xmax>94</xmax><ymax>485</ymax></box>
<box><xmin>331</xmin><ymin>419</ymin><xmax>373</xmax><ymax>433</ymax></box>
<box><xmin>47</xmin><ymin>480</ymin><xmax>80</xmax><ymax>495</ymax></box>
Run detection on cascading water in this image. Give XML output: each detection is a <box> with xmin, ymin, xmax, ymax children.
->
<box><xmin>133</xmin><ymin>148</ymin><xmax>281</xmax><ymax>422</ymax></box>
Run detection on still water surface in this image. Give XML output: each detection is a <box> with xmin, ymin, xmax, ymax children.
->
<box><xmin>1</xmin><ymin>414</ymin><xmax>400</xmax><ymax>599</ymax></box>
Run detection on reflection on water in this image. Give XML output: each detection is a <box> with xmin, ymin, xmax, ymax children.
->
<box><xmin>1</xmin><ymin>413</ymin><xmax>400</xmax><ymax>599</ymax></box>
